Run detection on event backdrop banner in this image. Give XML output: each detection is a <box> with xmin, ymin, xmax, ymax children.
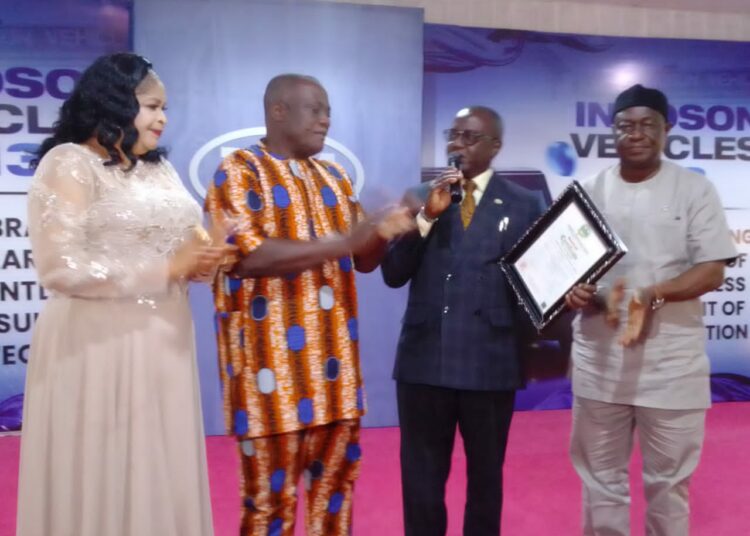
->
<box><xmin>0</xmin><ymin>1</ymin><xmax>131</xmax><ymax>431</ymax></box>
<box><xmin>423</xmin><ymin>25</ymin><xmax>750</xmax><ymax>410</ymax></box>
<box><xmin>135</xmin><ymin>0</ymin><xmax>424</xmax><ymax>434</ymax></box>
<box><xmin>5</xmin><ymin>5</ymin><xmax>749</xmax><ymax>434</ymax></box>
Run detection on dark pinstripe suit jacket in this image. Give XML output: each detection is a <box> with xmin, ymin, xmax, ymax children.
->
<box><xmin>382</xmin><ymin>174</ymin><xmax>543</xmax><ymax>391</ymax></box>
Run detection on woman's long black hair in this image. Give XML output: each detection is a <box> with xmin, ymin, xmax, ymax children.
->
<box><xmin>32</xmin><ymin>52</ymin><xmax>166</xmax><ymax>169</ymax></box>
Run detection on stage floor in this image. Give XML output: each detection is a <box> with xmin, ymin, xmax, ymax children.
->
<box><xmin>2</xmin><ymin>403</ymin><xmax>749</xmax><ymax>535</ymax></box>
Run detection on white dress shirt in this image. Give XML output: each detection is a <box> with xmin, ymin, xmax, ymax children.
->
<box><xmin>416</xmin><ymin>168</ymin><xmax>493</xmax><ymax>237</ymax></box>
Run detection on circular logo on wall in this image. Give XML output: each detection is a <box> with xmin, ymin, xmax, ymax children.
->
<box><xmin>188</xmin><ymin>127</ymin><xmax>365</xmax><ymax>200</ymax></box>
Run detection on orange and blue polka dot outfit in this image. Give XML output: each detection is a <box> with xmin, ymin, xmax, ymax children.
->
<box><xmin>205</xmin><ymin>143</ymin><xmax>365</xmax><ymax>534</ymax></box>
<box><xmin>237</xmin><ymin>419</ymin><xmax>360</xmax><ymax>535</ymax></box>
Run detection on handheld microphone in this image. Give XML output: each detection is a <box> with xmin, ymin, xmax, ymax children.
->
<box><xmin>448</xmin><ymin>153</ymin><xmax>463</xmax><ymax>204</ymax></box>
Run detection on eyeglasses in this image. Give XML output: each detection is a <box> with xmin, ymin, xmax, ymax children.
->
<box><xmin>443</xmin><ymin>129</ymin><xmax>496</xmax><ymax>146</ymax></box>
<box><xmin>613</xmin><ymin>120</ymin><xmax>663</xmax><ymax>137</ymax></box>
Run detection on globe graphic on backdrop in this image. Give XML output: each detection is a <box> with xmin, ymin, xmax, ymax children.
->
<box><xmin>546</xmin><ymin>141</ymin><xmax>577</xmax><ymax>177</ymax></box>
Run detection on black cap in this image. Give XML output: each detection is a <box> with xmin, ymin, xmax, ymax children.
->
<box><xmin>613</xmin><ymin>84</ymin><xmax>669</xmax><ymax>121</ymax></box>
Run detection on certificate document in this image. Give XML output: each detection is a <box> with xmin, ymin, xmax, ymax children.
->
<box><xmin>502</xmin><ymin>181</ymin><xmax>627</xmax><ymax>331</ymax></box>
<box><xmin>515</xmin><ymin>202</ymin><xmax>608</xmax><ymax>314</ymax></box>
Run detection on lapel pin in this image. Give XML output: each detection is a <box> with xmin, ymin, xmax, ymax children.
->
<box><xmin>493</xmin><ymin>198</ymin><xmax>503</xmax><ymax>205</ymax></box>
<box><xmin>498</xmin><ymin>216</ymin><xmax>510</xmax><ymax>232</ymax></box>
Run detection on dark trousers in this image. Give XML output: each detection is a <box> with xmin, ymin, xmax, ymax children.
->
<box><xmin>397</xmin><ymin>382</ymin><xmax>516</xmax><ymax>536</ymax></box>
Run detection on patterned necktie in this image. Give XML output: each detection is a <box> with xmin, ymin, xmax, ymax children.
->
<box><xmin>461</xmin><ymin>180</ymin><xmax>477</xmax><ymax>229</ymax></box>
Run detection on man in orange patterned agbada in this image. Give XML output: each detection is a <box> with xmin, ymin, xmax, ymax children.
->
<box><xmin>205</xmin><ymin>74</ymin><xmax>414</xmax><ymax>535</ymax></box>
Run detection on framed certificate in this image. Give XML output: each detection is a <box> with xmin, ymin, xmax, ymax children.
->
<box><xmin>501</xmin><ymin>180</ymin><xmax>627</xmax><ymax>331</ymax></box>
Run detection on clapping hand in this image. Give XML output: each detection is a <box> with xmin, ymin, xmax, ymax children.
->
<box><xmin>345</xmin><ymin>206</ymin><xmax>417</xmax><ymax>256</ymax></box>
<box><xmin>171</xmin><ymin>212</ymin><xmax>240</xmax><ymax>282</ymax></box>
<box><xmin>374</xmin><ymin>206</ymin><xmax>417</xmax><ymax>241</ymax></box>
<box><xmin>619</xmin><ymin>285</ymin><xmax>654</xmax><ymax>347</ymax></box>
<box><xmin>205</xmin><ymin>210</ymin><xmax>242</xmax><ymax>274</ymax></box>
<box><xmin>605</xmin><ymin>279</ymin><xmax>626</xmax><ymax>328</ymax></box>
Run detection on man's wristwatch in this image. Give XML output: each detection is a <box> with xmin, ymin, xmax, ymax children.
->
<box><xmin>650</xmin><ymin>287</ymin><xmax>666</xmax><ymax>310</ymax></box>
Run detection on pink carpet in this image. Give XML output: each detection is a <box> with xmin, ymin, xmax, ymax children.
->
<box><xmin>1</xmin><ymin>403</ymin><xmax>749</xmax><ymax>535</ymax></box>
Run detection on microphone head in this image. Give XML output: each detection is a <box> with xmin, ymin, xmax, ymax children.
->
<box><xmin>448</xmin><ymin>153</ymin><xmax>463</xmax><ymax>169</ymax></box>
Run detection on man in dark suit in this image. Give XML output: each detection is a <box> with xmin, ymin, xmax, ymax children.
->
<box><xmin>382</xmin><ymin>106</ymin><xmax>543</xmax><ymax>536</ymax></box>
